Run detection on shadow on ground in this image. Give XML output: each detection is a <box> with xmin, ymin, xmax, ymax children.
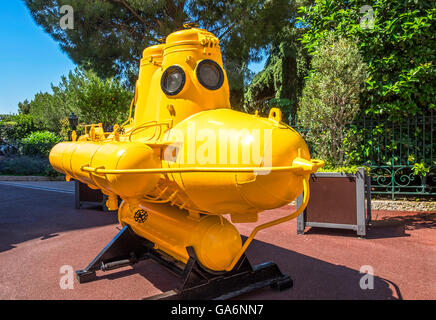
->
<box><xmin>1</xmin><ymin>184</ymin><xmax>403</xmax><ymax>299</ymax></box>
<box><xmin>375</xmin><ymin>212</ymin><xmax>436</xmax><ymax>230</ymax></box>
<box><xmin>0</xmin><ymin>185</ymin><xmax>117</xmax><ymax>253</ymax></box>
<box><xmin>302</xmin><ymin>211</ymin><xmax>435</xmax><ymax>240</ymax></box>
<box><xmin>88</xmin><ymin>237</ymin><xmax>400</xmax><ymax>300</ymax></box>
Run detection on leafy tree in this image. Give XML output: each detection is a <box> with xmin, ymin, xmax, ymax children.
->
<box><xmin>189</xmin><ymin>0</ymin><xmax>300</xmax><ymax>107</ymax></box>
<box><xmin>0</xmin><ymin>114</ymin><xmax>36</xmax><ymax>144</ymax></box>
<box><xmin>297</xmin><ymin>32</ymin><xmax>367</xmax><ymax>165</ymax></box>
<box><xmin>18</xmin><ymin>100</ymin><xmax>31</xmax><ymax>114</ymax></box>
<box><xmin>244</xmin><ymin>26</ymin><xmax>311</xmax><ymax>123</ymax></box>
<box><xmin>70</xmin><ymin>69</ymin><xmax>133</xmax><ymax>129</ymax></box>
<box><xmin>298</xmin><ymin>0</ymin><xmax>436</xmax><ymax>119</ymax></box>
<box><xmin>26</xmin><ymin>67</ymin><xmax>132</xmax><ymax>133</ymax></box>
<box><xmin>27</xmin><ymin>0</ymin><xmax>190</xmax><ymax>85</ymax></box>
<box><xmin>24</xmin><ymin>0</ymin><xmax>298</xmax><ymax>107</ymax></box>
<box><xmin>27</xmin><ymin>91</ymin><xmax>74</xmax><ymax>134</ymax></box>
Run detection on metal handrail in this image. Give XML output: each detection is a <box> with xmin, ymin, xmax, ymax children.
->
<box><xmin>81</xmin><ymin>159</ymin><xmax>325</xmax><ymax>176</ymax></box>
<box><xmin>224</xmin><ymin>176</ymin><xmax>310</xmax><ymax>271</ymax></box>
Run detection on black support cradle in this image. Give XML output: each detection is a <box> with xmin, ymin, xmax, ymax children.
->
<box><xmin>76</xmin><ymin>225</ymin><xmax>293</xmax><ymax>300</ymax></box>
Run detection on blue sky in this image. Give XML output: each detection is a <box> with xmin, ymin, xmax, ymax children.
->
<box><xmin>0</xmin><ymin>0</ymin><xmax>75</xmax><ymax>114</ymax></box>
<box><xmin>0</xmin><ymin>1</ymin><xmax>265</xmax><ymax>115</ymax></box>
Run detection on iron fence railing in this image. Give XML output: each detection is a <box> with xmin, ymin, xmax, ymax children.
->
<box><xmin>291</xmin><ymin>111</ymin><xmax>435</xmax><ymax>199</ymax></box>
<box><xmin>358</xmin><ymin>111</ymin><xmax>435</xmax><ymax>198</ymax></box>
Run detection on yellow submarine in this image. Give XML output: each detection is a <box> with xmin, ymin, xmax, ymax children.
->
<box><xmin>49</xmin><ymin>24</ymin><xmax>324</xmax><ymax>298</ymax></box>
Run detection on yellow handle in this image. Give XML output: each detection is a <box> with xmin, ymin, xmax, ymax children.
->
<box><xmin>224</xmin><ymin>176</ymin><xmax>310</xmax><ymax>271</ymax></box>
<box><xmin>81</xmin><ymin>158</ymin><xmax>324</xmax><ymax>176</ymax></box>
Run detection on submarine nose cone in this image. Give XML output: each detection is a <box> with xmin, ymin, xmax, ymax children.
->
<box><xmin>235</xmin><ymin>125</ymin><xmax>312</xmax><ymax>211</ymax></box>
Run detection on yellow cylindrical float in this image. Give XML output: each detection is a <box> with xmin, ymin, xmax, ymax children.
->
<box><xmin>50</xmin><ymin>141</ymin><xmax>160</xmax><ymax>197</ymax></box>
<box><xmin>118</xmin><ymin>200</ymin><xmax>242</xmax><ymax>271</ymax></box>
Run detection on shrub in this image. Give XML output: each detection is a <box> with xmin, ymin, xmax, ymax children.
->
<box><xmin>73</xmin><ymin>69</ymin><xmax>133</xmax><ymax>129</ymax></box>
<box><xmin>0</xmin><ymin>114</ymin><xmax>36</xmax><ymax>144</ymax></box>
<box><xmin>26</xmin><ymin>67</ymin><xmax>133</xmax><ymax>134</ymax></box>
<box><xmin>20</xmin><ymin>131</ymin><xmax>63</xmax><ymax>157</ymax></box>
<box><xmin>297</xmin><ymin>32</ymin><xmax>367</xmax><ymax>166</ymax></box>
<box><xmin>318</xmin><ymin>165</ymin><xmax>371</xmax><ymax>175</ymax></box>
<box><xmin>0</xmin><ymin>156</ymin><xmax>55</xmax><ymax>176</ymax></box>
<box><xmin>298</xmin><ymin>0</ymin><xmax>435</xmax><ymax>118</ymax></box>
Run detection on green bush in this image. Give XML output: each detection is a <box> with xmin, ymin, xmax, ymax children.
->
<box><xmin>74</xmin><ymin>69</ymin><xmax>134</xmax><ymax>129</ymax></box>
<box><xmin>26</xmin><ymin>67</ymin><xmax>133</xmax><ymax>134</ymax></box>
<box><xmin>297</xmin><ymin>32</ymin><xmax>367</xmax><ymax>166</ymax></box>
<box><xmin>0</xmin><ymin>114</ymin><xmax>36</xmax><ymax>144</ymax></box>
<box><xmin>20</xmin><ymin>131</ymin><xmax>62</xmax><ymax>157</ymax></box>
<box><xmin>0</xmin><ymin>156</ymin><xmax>58</xmax><ymax>176</ymax></box>
<box><xmin>298</xmin><ymin>0</ymin><xmax>435</xmax><ymax>118</ymax></box>
<box><xmin>318</xmin><ymin>165</ymin><xmax>371</xmax><ymax>175</ymax></box>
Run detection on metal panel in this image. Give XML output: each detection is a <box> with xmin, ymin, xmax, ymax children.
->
<box><xmin>305</xmin><ymin>222</ymin><xmax>357</xmax><ymax>231</ymax></box>
<box><xmin>296</xmin><ymin>194</ymin><xmax>304</xmax><ymax>235</ymax></box>
<box><xmin>355</xmin><ymin>167</ymin><xmax>366</xmax><ymax>236</ymax></box>
<box><xmin>305</xmin><ymin>176</ymin><xmax>357</xmax><ymax>225</ymax></box>
<box><xmin>296</xmin><ymin>168</ymin><xmax>371</xmax><ymax>237</ymax></box>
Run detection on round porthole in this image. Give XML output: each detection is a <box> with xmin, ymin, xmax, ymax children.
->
<box><xmin>196</xmin><ymin>59</ymin><xmax>224</xmax><ymax>90</ymax></box>
<box><xmin>161</xmin><ymin>65</ymin><xmax>186</xmax><ymax>96</ymax></box>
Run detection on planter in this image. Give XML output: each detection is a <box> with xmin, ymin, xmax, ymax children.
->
<box><xmin>296</xmin><ymin>167</ymin><xmax>372</xmax><ymax>237</ymax></box>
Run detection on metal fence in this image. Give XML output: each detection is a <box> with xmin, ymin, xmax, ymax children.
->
<box><xmin>361</xmin><ymin>112</ymin><xmax>435</xmax><ymax>199</ymax></box>
<box><xmin>293</xmin><ymin>111</ymin><xmax>436</xmax><ymax>199</ymax></box>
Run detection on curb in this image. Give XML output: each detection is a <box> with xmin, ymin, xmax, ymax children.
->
<box><xmin>287</xmin><ymin>200</ymin><xmax>435</xmax><ymax>212</ymax></box>
<box><xmin>372</xmin><ymin>200</ymin><xmax>436</xmax><ymax>212</ymax></box>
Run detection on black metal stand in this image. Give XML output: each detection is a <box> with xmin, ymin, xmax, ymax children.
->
<box><xmin>74</xmin><ymin>180</ymin><xmax>105</xmax><ymax>210</ymax></box>
<box><xmin>76</xmin><ymin>225</ymin><xmax>151</xmax><ymax>283</ymax></box>
<box><xmin>76</xmin><ymin>225</ymin><xmax>293</xmax><ymax>300</ymax></box>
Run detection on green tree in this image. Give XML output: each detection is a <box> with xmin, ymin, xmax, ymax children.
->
<box><xmin>190</xmin><ymin>0</ymin><xmax>300</xmax><ymax>107</ymax></box>
<box><xmin>71</xmin><ymin>69</ymin><xmax>133</xmax><ymax>128</ymax></box>
<box><xmin>0</xmin><ymin>114</ymin><xmax>36</xmax><ymax>144</ymax></box>
<box><xmin>297</xmin><ymin>33</ymin><xmax>367</xmax><ymax>165</ymax></box>
<box><xmin>298</xmin><ymin>0</ymin><xmax>436</xmax><ymax>119</ymax></box>
<box><xmin>18</xmin><ymin>100</ymin><xmax>31</xmax><ymax>114</ymax></box>
<box><xmin>244</xmin><ymin>26</ymin><xmax>311</xmax><ymax>123</ymax></box>
<box><xmin>26</xmin><ymin>67</ymin><xmax>132</xmax><ymax>133</ymax></box>
<box><xmin>27</xmin><ymin>91</ymin><xmax>74</xmax><ymax>134</ymax></box>
<box><xmin>24</xmin><ymin>0</ymin><xmax>298</xmax><ymax>106</ymax></box>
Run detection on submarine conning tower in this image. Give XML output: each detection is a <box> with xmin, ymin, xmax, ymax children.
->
<box><xmin>134</xmin><ymin>27</ymin><xmax>231</xmax><ymax>128</ymax></box>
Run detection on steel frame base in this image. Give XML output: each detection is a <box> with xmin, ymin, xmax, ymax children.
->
<box><xmin>76</xmin><ymin>225</ymin><xmax>292</xmax><ymax>300</ymax></box>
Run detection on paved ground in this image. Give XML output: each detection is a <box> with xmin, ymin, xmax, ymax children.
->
<box><xmin>0</xmin><ymin>181</ymin><xmax>74</xmax><ymax>193</ymax></box>
<box><xmin>0</xmin><ymin>181</ymin><xmax>435</xmax><ymax>300</ymax></box>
